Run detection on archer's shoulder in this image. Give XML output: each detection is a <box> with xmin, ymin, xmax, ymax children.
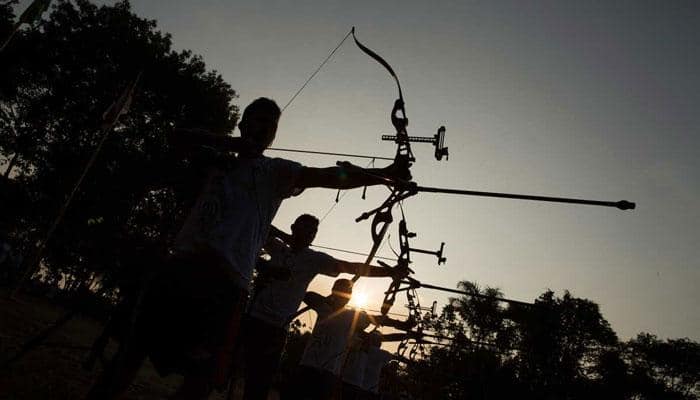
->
<box><xmin>302</xmin><ymin>246</ymin><xmax>333</xmax><ymax>260</ymax></box>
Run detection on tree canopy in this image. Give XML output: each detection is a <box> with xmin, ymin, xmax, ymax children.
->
<box><xmin>0</xmin><ymin>0</ymin><xmax>239</xmax><ymax>292</ymax></box>
<box><xmin>383</xmin><ymin>282</ymin><xmax>699</xmax><ymax>400</ymax></box>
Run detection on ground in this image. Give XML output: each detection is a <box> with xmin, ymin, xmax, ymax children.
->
<box><xmin>0</xmin><ymin>289</ymin><xmax>242</xmax><ymax>399</ymax></box>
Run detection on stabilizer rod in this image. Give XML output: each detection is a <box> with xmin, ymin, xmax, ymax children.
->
<box><xmin>416</xmin><ymin>186</ymin><xmax>635</xmax><ymax>210</ymax></box>
<box><xmin>409</xmin><ymin>242</ymin><xmax>446</xmax><ymax>265</ymax></box>
<box><xmin>408</xmin><ymin>280</ymin><xmax>535</xmax><ymax>307</ymax></box>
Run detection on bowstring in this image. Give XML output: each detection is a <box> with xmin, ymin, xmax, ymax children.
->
<box><xmin>279</xmin><ymin>28</ymin><xmax>378</xmax><ymax>224</ymax></box>
<box><xmin>398</xmin><ymin>199</ymin><xmax>407</xmax><ymax>222</ymax></box>
<box><xmin>282</xmin><ymin>28</ymin><xmax>354</xmax><ymax>112</ymax></box>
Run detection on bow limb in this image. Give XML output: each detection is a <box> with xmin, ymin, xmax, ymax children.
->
<box><xmin>351</xmin><ymin>27</ymin><xmax>403</xmax><ymax>101</ymax></box>
<box><xmin>351</xmin><ymin>211</ymin><xmax>391</xmax><ymax>283</ymax></box>
<box><xmin>352</xmin><ymin>27</ymin><xmax>413</xmax><ymax>163</ymax></box>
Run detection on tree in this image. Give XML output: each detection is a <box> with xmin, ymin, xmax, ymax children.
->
<box><xmin>401</xmin><ymin>283</ymin><xmax>621</xmax><ymax>399</ymax></box>
<box><xmin>625</xmin><ymin>333</ymin><xmax>700</xmax><ymax>399</ymax></box>
<box><xmin>0</xmin><ymin>0</ymin><xmax>239</xmax><ymax>295</ymax></box>
<box><xmin>400</xmin><ymin>281</ymin><xmax>521</xmax><ymax>399</ymax></box>
<box><xmin>513</xmin><ymin>290</ymin><xmax>618</xmax><ymax>399</ymax></box>
<box><xmin>445</xmin><ymin>281</ymin><xmax>513</xmax><ymax>345</ymax></box>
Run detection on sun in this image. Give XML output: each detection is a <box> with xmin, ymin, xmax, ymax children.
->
<box><xmin>349</xmin><ymin>290</ymin><xmax>369</xmax><ymax>309</ymax></box>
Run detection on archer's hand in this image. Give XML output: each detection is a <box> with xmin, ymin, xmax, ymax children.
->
<box><xmin>390</xmin><ymin>264</ymin><xmax>412</xmax><ymax>281</ymax></box>
<box><xmin>407</xmin><ymin>329</ymin><xmax>424</xmax><ymax>339</ymax></box>
<box><xmin>402</xmin><ymin>316</ymin><xmax>418</xmax><ymax>331</ymax></box>
<box><xmin>381</xmin><ymin>158</ymin><xmax>412</xmax><ymax>185</ymax></box>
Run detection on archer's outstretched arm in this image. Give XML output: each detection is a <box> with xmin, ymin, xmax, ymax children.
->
<box><xmin>367</xmin><ymin>314</ymin><xmax>415</xmax><ymax>331</ymax></box>
<box><xmin>379</xmin><ymin>333</ymin><xmax>412</xmax><ymax>342</ymax></box>
<box><xmin>295</xmin><ymin>161</ymin><xmax>410</xmax><ymax>191</ymax></box>
<box><xmin>334</xmin><ymin>260</ymin><xmax>398</xmax><ymax>278</ymax></box>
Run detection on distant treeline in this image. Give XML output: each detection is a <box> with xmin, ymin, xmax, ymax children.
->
<box><xmin>371</xmin><ymin>282</ymin><xmax>699</xmax><ymax>399</ymax></box>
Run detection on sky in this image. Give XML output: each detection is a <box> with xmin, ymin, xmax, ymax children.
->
<box><xmin>16</xmin><ymin>0</ymin><xmax>700</xmax><ymax>341</ymax></box>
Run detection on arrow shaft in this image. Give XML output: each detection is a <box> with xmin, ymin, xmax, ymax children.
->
<box><xmin>267</xmin><ymin>147</ymin><xmax>393</xmax><ymax>161</ymax></box>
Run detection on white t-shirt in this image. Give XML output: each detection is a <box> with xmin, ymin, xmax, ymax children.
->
<box><xmin>174</xmin><ymin>156</ymin><xmax>302</xmax><ymax>288</ymax></box>
<box><xmin>248</xmin><ymin>238</ymin><xmax>340</xmax><ymax>327</ymax></box>
<box><xmin>341</xmin><ymin>341</ymin><xmax>368</xmax><ymax>387</ymax></box>
<box><xmin>300</xmin><ymin>306</ymin><xmax>370</xmax><ymax>376</ymax></box>
<box><xmin>362</xmin><ymin>347</ymin><xmax>394</xmax><ymax>393</ymax></box>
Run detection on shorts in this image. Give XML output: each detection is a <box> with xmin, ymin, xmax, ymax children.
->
<box><xmin>289</xmin><ymin>365</ymin><xmax>338</xmax><ymax>400</ymax></box>
<box><xmin>240</xmin><ymin>315</ymin><xmax>288</xmax><ymax>398</ymax></box>
<box><xmin>136</xmin><ymin>251</ymin><xmax>248</xmax><ymax>387</ymax></box>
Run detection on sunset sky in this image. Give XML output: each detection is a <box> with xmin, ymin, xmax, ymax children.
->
<box><xmin>16</xmin><ymin>0</ymin><xmax>699</xmax><ymax>341</ymax></box>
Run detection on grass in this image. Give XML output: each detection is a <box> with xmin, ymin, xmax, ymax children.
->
<box><xmin>0</xmin><ymin>288</ymin><xmax>238</xmax><ymax>399</ymax></box>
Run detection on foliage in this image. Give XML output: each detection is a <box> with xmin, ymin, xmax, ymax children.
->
<box><xmin>0</xmin><ymin>0</ymin><xmax>238</xmax><ymax>293</ymax></box>
<box><xmin>514</xmin><ymin>289</ymin><xmax>618</xmax><ymax>397</ymax></box>
<box><xmin>624</xmin><ymin>333</ymin><xmax>700</xmax><ymax>399</ymax></box>
<box><xmin>394</xmin><ymin>282</ymin><xmax>698</xmax><ymax>400</ymax></box>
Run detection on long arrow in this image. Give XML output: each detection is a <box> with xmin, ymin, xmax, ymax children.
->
<box><xmin>266</xmin><ymin>147</ymin><xmax>393</xmax><ymax>161</ymax></box>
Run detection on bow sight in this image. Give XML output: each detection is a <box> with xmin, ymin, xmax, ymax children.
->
<box><xmin>383</xmin><ymin>125</ymin><xmax>449</xmax><ymax>161</ymax></box>
<box><xmin>399</xmin><ymin>220</ymin><xmax>446</xmax><ymax>265</ymax></box>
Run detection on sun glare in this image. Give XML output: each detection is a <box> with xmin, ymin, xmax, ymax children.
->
<box><xmin>350</xmin><ymin>290</ymin><xmax>369</xmax><ymax>309</ymax></box>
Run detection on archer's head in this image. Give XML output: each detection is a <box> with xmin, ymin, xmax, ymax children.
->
<box><xmin>238</xmin><ymin>97</ymin><xmax>280</xmax><ymax>155</ymax></box>
<box><xmin>330</xmin><ymin>278</ymin><xmax>353</xmax><ymax>309</ymax></box>
<box><xmin>290</xmin><ymin>214</ymin><xmax>319</xmax><ymax>249</ymax></box>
